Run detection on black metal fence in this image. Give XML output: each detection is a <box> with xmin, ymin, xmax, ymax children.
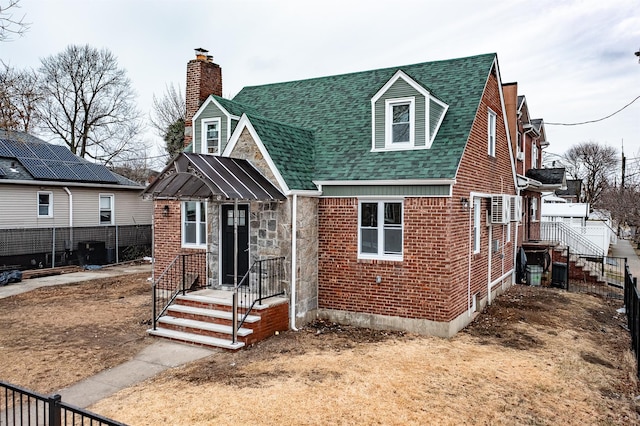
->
<box><xmin>152</xmin><ymin>252</ymin><xmax>207</xmax><ymax>330</ymax></box>
<box><xmin>624</xmin><ymin>264</ymin><xmax>640</xmax><ymax>378</ymax></box>
<box><xmin>1</xmin><ymin>380</ymin><xmax>125</xmax><ymax>425</ymax></box>
<box><xmin>553</xmin><ymin>247</ymin><xmax>625</xmax><ymax>299</ymax></box>
<box><xmin>0</xmin><ymin>225</ymin><xmax>151</xmax><ymax>270</ymax></box>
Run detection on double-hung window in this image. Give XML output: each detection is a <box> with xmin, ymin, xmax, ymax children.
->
<box><xmin>473</xmin><ymin>198</ymin><xmax>481</xmax><ymax>254</ymax></box>
<box><xmin>532</xmin><ymin>142</ymin><xmax>538</xmax><ymax>168</ymax></box>
<box><xmin>488</xmin><ymin>109</ymin><xmax>496</xmax><ymax>157</ymax></box>
<box><xmin>359</xmin><ymin>200</ymin><xmax>403</xmax><ymax>260</ymax></box>
<box><xmin>385</xmin><ymin>98</ymin><xmax>415</xmax><ymax>148</ymax></box>
<box><xmin>99</xmin><ymin>194</ymin><xmax>114</xmax><ymax>225</ymax></box>
<box><xmin>183</xmin><ymin>201</ymin><xmax>207</xmax><ymax>248</ymax></box>
<box><xmin>37</xmin><ymin>191</ymin><xmax>53</xmax><ymax>217</ymax></box>
<box><xmin>531</xmin><ymin>198</ymin><xmax>538</xmax><ymax>222</ymax></box>
<box><xmin>201</xmin><ymin>118</ymin><xmax>221</xmax><ymax>155</ymax></box>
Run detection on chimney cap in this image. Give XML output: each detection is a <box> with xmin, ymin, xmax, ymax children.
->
<box><xmin>195</xmin><ymin>47</ymin><xmax>209</xmax><ymax>54</ymax></box>
<box><xmin>194</xmin><ymin>48</ymin><xmax>209</xmax><ymax>61</ymax></box>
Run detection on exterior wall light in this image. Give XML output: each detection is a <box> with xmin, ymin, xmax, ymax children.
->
<box><xmin>461</xmin><ymin>197</ymin><xmax>469</xmax><ymax>209</ymax></box>
<box><xmin>163</xmin><ymin>205</ymin><xmax>170</xmax><ymax>217</ymax></box>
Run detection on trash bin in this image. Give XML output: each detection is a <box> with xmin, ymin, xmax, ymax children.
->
<box><xmin>526</xmin><ymin>265</ymin><xmax>543</xmax><ymax>286</ymax></box>
<box><xmin>552</xmin><ymin>262</ymin><xmax>567</xmax><ymax>289</ymax></box>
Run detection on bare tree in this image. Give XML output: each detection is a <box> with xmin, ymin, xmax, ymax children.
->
<box><xmin>150</xmin><ymin>83</ymin><xmax>185</xmax><ymax>159</ymax></box>
<box><xmin>563</xmin><ymin>141</ymin><xmax>618</xmax><ymax>206</ymax></box>
<box><xmin>0</xmin><ymin>62</ymin><xmax>41</xmax><ymax>132</ymax></box>
<box><xmin>0</xmin><ymin>0</ymin><xmax>29</xmax><ymax>41</ymax></box>
<box><xmin>38</xmin><ymin>44</ymin><xmax>143</xmax><ymax>163</ymax></box>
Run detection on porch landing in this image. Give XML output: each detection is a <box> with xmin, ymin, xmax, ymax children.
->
<box><xmin>148</xmin><ymin>289</ymin><xmax>289</xmax><ymax>351</ymax></box>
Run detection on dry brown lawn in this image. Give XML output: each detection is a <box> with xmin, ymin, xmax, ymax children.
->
<box><xmin>1</xmin><ymin>273</ymin><xmax>638</xmax><ymax>425</ymax></box>
<box><xmin>0</xmin><ymin>272</ymin><xmax>153</xmax><ymax>393</ymax></box>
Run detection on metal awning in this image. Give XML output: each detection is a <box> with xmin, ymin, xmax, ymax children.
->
<box><xmin>142</xmin><ymin>152</ymin><xmax>286</xmax><ymax>201</ymax></box>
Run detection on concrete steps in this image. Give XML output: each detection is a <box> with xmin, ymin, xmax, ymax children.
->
<box><xmin>148</xmin><ymin>328</ymin><xmax>245</xmax><ymax>350</ymax></box>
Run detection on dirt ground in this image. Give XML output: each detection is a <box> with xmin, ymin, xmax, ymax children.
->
<box><xmin>0</xmin><ymin>272</ymin><xmax>153</xmax><ymax>393</ymax></box>
<box><xmin>1</xmin><ymin>274</ymin><xmax>638</xmax><ymax>424</ymax></box>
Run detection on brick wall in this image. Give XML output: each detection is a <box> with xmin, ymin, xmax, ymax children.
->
<box><xmin>153</xmin><ymin>200</ymin><xmax>205</xmax><ymax>277</ymax></box>
<box><xmin>317</xmin><ymin>66</ymin><xmax>517</xmax><ymax>326</ymax></box>
<box><xmin>184</xmin><ymin>57</ymin><xmax>222</xmax><ymax>148</ymax></box>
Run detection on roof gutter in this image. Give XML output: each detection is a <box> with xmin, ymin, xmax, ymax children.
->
<box><xmin>0</xmin><ymin>178</ymin><xmax>143</xmax><ymax>191</ymax></box>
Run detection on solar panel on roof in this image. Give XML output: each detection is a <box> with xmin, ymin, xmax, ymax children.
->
<box><xmin>68</xmin><ymin>162</ymin><xmax>99</xmax><ymax>181</ymax></box>
<box><xmin>17</xmin><ymin>157</ymin><xmax>56</xmax><ymax>179</ymax></box>
<box><xmin>85</xmin><ymin>162</ymin><xmax>118</xmax><ymax>183</ymax></box>
<box><xmin>0</xmin><ymin>140</ymin><xmax>14</xmax><ymax>157</ymax></box>
<box><xmin>50</xmin><ymin>145</ymin><xmax>79</xmax><ymax>161</ymax></box>
<box><xmin>0</xmin><ymin>167</ymin><xmax>6</xmax><ymax>176</ymax></box>
<box><xmin>27</xmin><ymin>143</ymin><xmax>58</xmax><ymax>160</ymax></box>
<box><xmin>3</xmin><ymin>139</ymin><xmax>34</xmax><ymax>158</ymax></box>
<box><xmin>43</xmin><ymin>160</ymin><xmax>81</xmax><ymax>180</ymax></box>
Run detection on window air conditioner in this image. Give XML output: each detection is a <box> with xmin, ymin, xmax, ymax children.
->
<box><xmin>510</xmin><ymin>195</ymin><xmax>522</xmax><ymax>222</ymax></box>
<box><xmin>491</xmin><ymin>195</ymin><xmax>510</xmax><ymax>224</ymax></box>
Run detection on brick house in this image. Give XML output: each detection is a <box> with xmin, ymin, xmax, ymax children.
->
<box><xmin>143</xmin><ymin>50</ymin><xmax>520</xmax><ymax>347</ymax></box>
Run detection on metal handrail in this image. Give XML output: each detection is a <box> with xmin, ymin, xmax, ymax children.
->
<box><xmin>152</xmin><ymin>252</ymin><xmax>206</xmax><ymax>330</ymax></box>
<box><xmin>232</xmin><ymin>257</ymin><xmax>285</xmax><ymax>343</ymax></box>
<box><xmin>540</xmin><ymin>221</ymin><xmax>604</xmax><ymax>257</ymax></box>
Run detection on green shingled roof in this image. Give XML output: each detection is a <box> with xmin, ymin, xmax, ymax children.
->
<box><xmin>245</xmin><ymin>114</ymin><xmax>316</xmax><ymax>191</ymax></box>
<box><xmin>230</xmin><ymin>53</ymin><xmax>495</xmax><ymax>190</ymax></box>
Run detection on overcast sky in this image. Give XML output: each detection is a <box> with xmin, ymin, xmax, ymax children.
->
<box><xmin>2</xmin><ymin>0</ymin><xmax>639</xmax><ymax>167</ymax></box>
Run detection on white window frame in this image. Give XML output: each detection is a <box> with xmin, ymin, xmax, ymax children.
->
<box><xmin>37</xmin><ymin>191</ymin><xmax>53</xmax><ymax>218</ymax></box>
<box><xmin>488</xmin><ymin>109</ymin><xmax>497</xmax><ymax>157</ymax></box>
<box><xmin>201</xmin><ymin>117</ymin><xmax>222</xmax><ymax>155</ymax></box>
<box><xmin>99</xmin><ymin>194</ymin><xmax>114</xmax><ymax>225</ymax></box>
<box><xmin>358</xmin><ymin>199</ymin><xmax>403</xmax><ymax>261</ymax></box>
<box><xmin>532</xmin><ymin>141</ymin><xmax>538</xmax><ymax>168</ymax></box>
<box><xmin>473</xmin><ymin>198</ymin><xmax>481</xmax><ymax>254</ymax></box>
<box><xmin>385</xmin><ymin>97</ymin><xmax>415</xmax><ymax>149</ymax></box>
<box><xmin>182</xmin><ymin>201</ymin><xmax>207</xmax><ymax>249</ymax></box>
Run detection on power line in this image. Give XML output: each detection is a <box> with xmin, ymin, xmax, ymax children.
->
<box><xmin>546</xmin><ymin>95</ymin><xmax>640</xmax><ymax>126</ymax></box>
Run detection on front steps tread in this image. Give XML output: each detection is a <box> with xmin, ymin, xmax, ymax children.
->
<box><xmin>167</xmin><ymin>304</ymin><xmax>261</xmax><ymax>323</ymax></box>
<box><xmin>148</xmin><ymin>328</ymin><xmax>245</xmax><ymax>350</ymax></box>
<box><xmin>176</xmin><ymin>293</ymin><xmax>273</xmax><ymax>309</ymax></box>
<box><xmin>158</xmin><ymin>316</ymin><xmax>253</xmax><ymax>337</ymax></box>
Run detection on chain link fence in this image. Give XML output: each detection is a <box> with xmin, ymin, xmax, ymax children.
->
<box><xmin>0</xmin><ymin>225</ymin><xmax>151</xmax><ymax>270</ymax></box>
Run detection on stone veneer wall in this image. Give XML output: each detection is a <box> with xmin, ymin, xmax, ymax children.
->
<box><xmin>228</xmin><ymin>127</ymin><xmax>319</xmax><ymax>326</ymax></box>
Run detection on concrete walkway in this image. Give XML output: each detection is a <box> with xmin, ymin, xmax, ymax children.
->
<box><xmin>0</xmin><ymin>262</ymin><xmax>152</xmax><ymax>300</ymax></box>
<box><xmin>57</xmin><ymin>341</ymin><xmax>214</xmax><ymax>408</ymax></box>
<box><xmin>610</xmin><ymin>238</ymin><xmax>640</xmax><ymax>281</ymax></box>
<box><xmin>1</xmin><ymin>261</ymin><xmax>216</xmax><ymax>409</ymax></box>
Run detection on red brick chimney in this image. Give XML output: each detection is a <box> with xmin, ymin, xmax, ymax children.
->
<box><xmin>184</xmin><ymin>48</ymin><xmax>222</xmax><ymax>147</ymax></box>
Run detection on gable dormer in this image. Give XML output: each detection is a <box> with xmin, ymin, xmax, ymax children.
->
<box><xmin>191</xmin><ymin>96</ymin><xmax>241</xmax><ymax>155</ymax></box>
<box><xmin>371</xmin><ymin>70</ymin><xmax>448</xmax><ymax>152</ymax></box>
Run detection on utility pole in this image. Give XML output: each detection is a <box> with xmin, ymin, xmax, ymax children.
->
<box><xmin>622</xmin><ymin>140</ymin><xmax>626</xmax><ymax>191</ymax></box>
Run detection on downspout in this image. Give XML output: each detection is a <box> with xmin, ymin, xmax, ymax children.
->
<box><xmin>63</xmin><ymin>187</ymin><xmax>73</xmax><ymax>256</ymax></box>
<box><xmin>488</xmin><ymin>224</ymin><xmax>493</xmax><ymax>305</ymax></box>
<box><xmin>290</xmin><ymin>194</ymin><xmax>299</xmax><ymax>331</ymax></box>
<box><xmin>467</xmin><ymin>196</ymin><xmax>473</xmax><ymax>316</ymax></box>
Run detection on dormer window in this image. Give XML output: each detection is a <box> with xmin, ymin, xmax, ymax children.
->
<box><xmin>201</xmin><ymin>117</ymin><xmax>221</xmax><ymax>154</ymax></box>
<box><xmin>371</xmin><ymin>70</ymin><xmax>448</xmax><ymax>152</ymax></box>
<box><xmin>387</xmin><ymin>98</ymin><xmax>415</xmax><ymax>147</ymax></box>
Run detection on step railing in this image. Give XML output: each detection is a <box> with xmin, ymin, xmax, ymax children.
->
<box><xmin>540</xmin><ymin>221</ymin><xmax>604</xmax><ymax>257</ymax></box>
<box><xmin>232</xmin><ymin>257</ymin><xmax>286</xmax><ymax>343</ymax></box>
<box><xmin>152</xmin><ymin>252</ymin><xmax>206</xmax><ymax>331</ymax></box>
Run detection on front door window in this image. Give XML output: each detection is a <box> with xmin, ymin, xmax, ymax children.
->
<box><xmin>221</xmin><ymin>204</ymin><xmax>249</xmax><ymax>286</ymax></box>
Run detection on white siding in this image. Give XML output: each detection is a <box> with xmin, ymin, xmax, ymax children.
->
<box><xmin>0</xmin><ymin>184</ymin><xmax>152</xmax><ymax>229</ymax></box>
<box><xmin>0</xmin><ymin>185</ymin><xmax>70</xmax><ymax>229</ymax></box>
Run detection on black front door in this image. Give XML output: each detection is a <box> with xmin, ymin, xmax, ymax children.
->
<box><xmin>221</xmin><ymin>204</ymin><xmax>249</xmax><ymax>286</ymax></box>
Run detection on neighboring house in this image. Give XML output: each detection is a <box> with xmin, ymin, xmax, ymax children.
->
<box><xmin>503</xmin><ymin>83</ymin><xmax>565</xmax><ymax>244</ymax></box>
<box><xmin>0</xmin><ymin>130</ymin><xmax>152</xmax><ymax>268</ymax></box>
<box><xmin>144</xmin><ymin>49</ymin><xmax>519</xmax><ymax>341</ymax></box>
<box><xmin>555</xmin><ymin>179</ymin><xmax>582</xmax><ymax>203</ymax></box>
